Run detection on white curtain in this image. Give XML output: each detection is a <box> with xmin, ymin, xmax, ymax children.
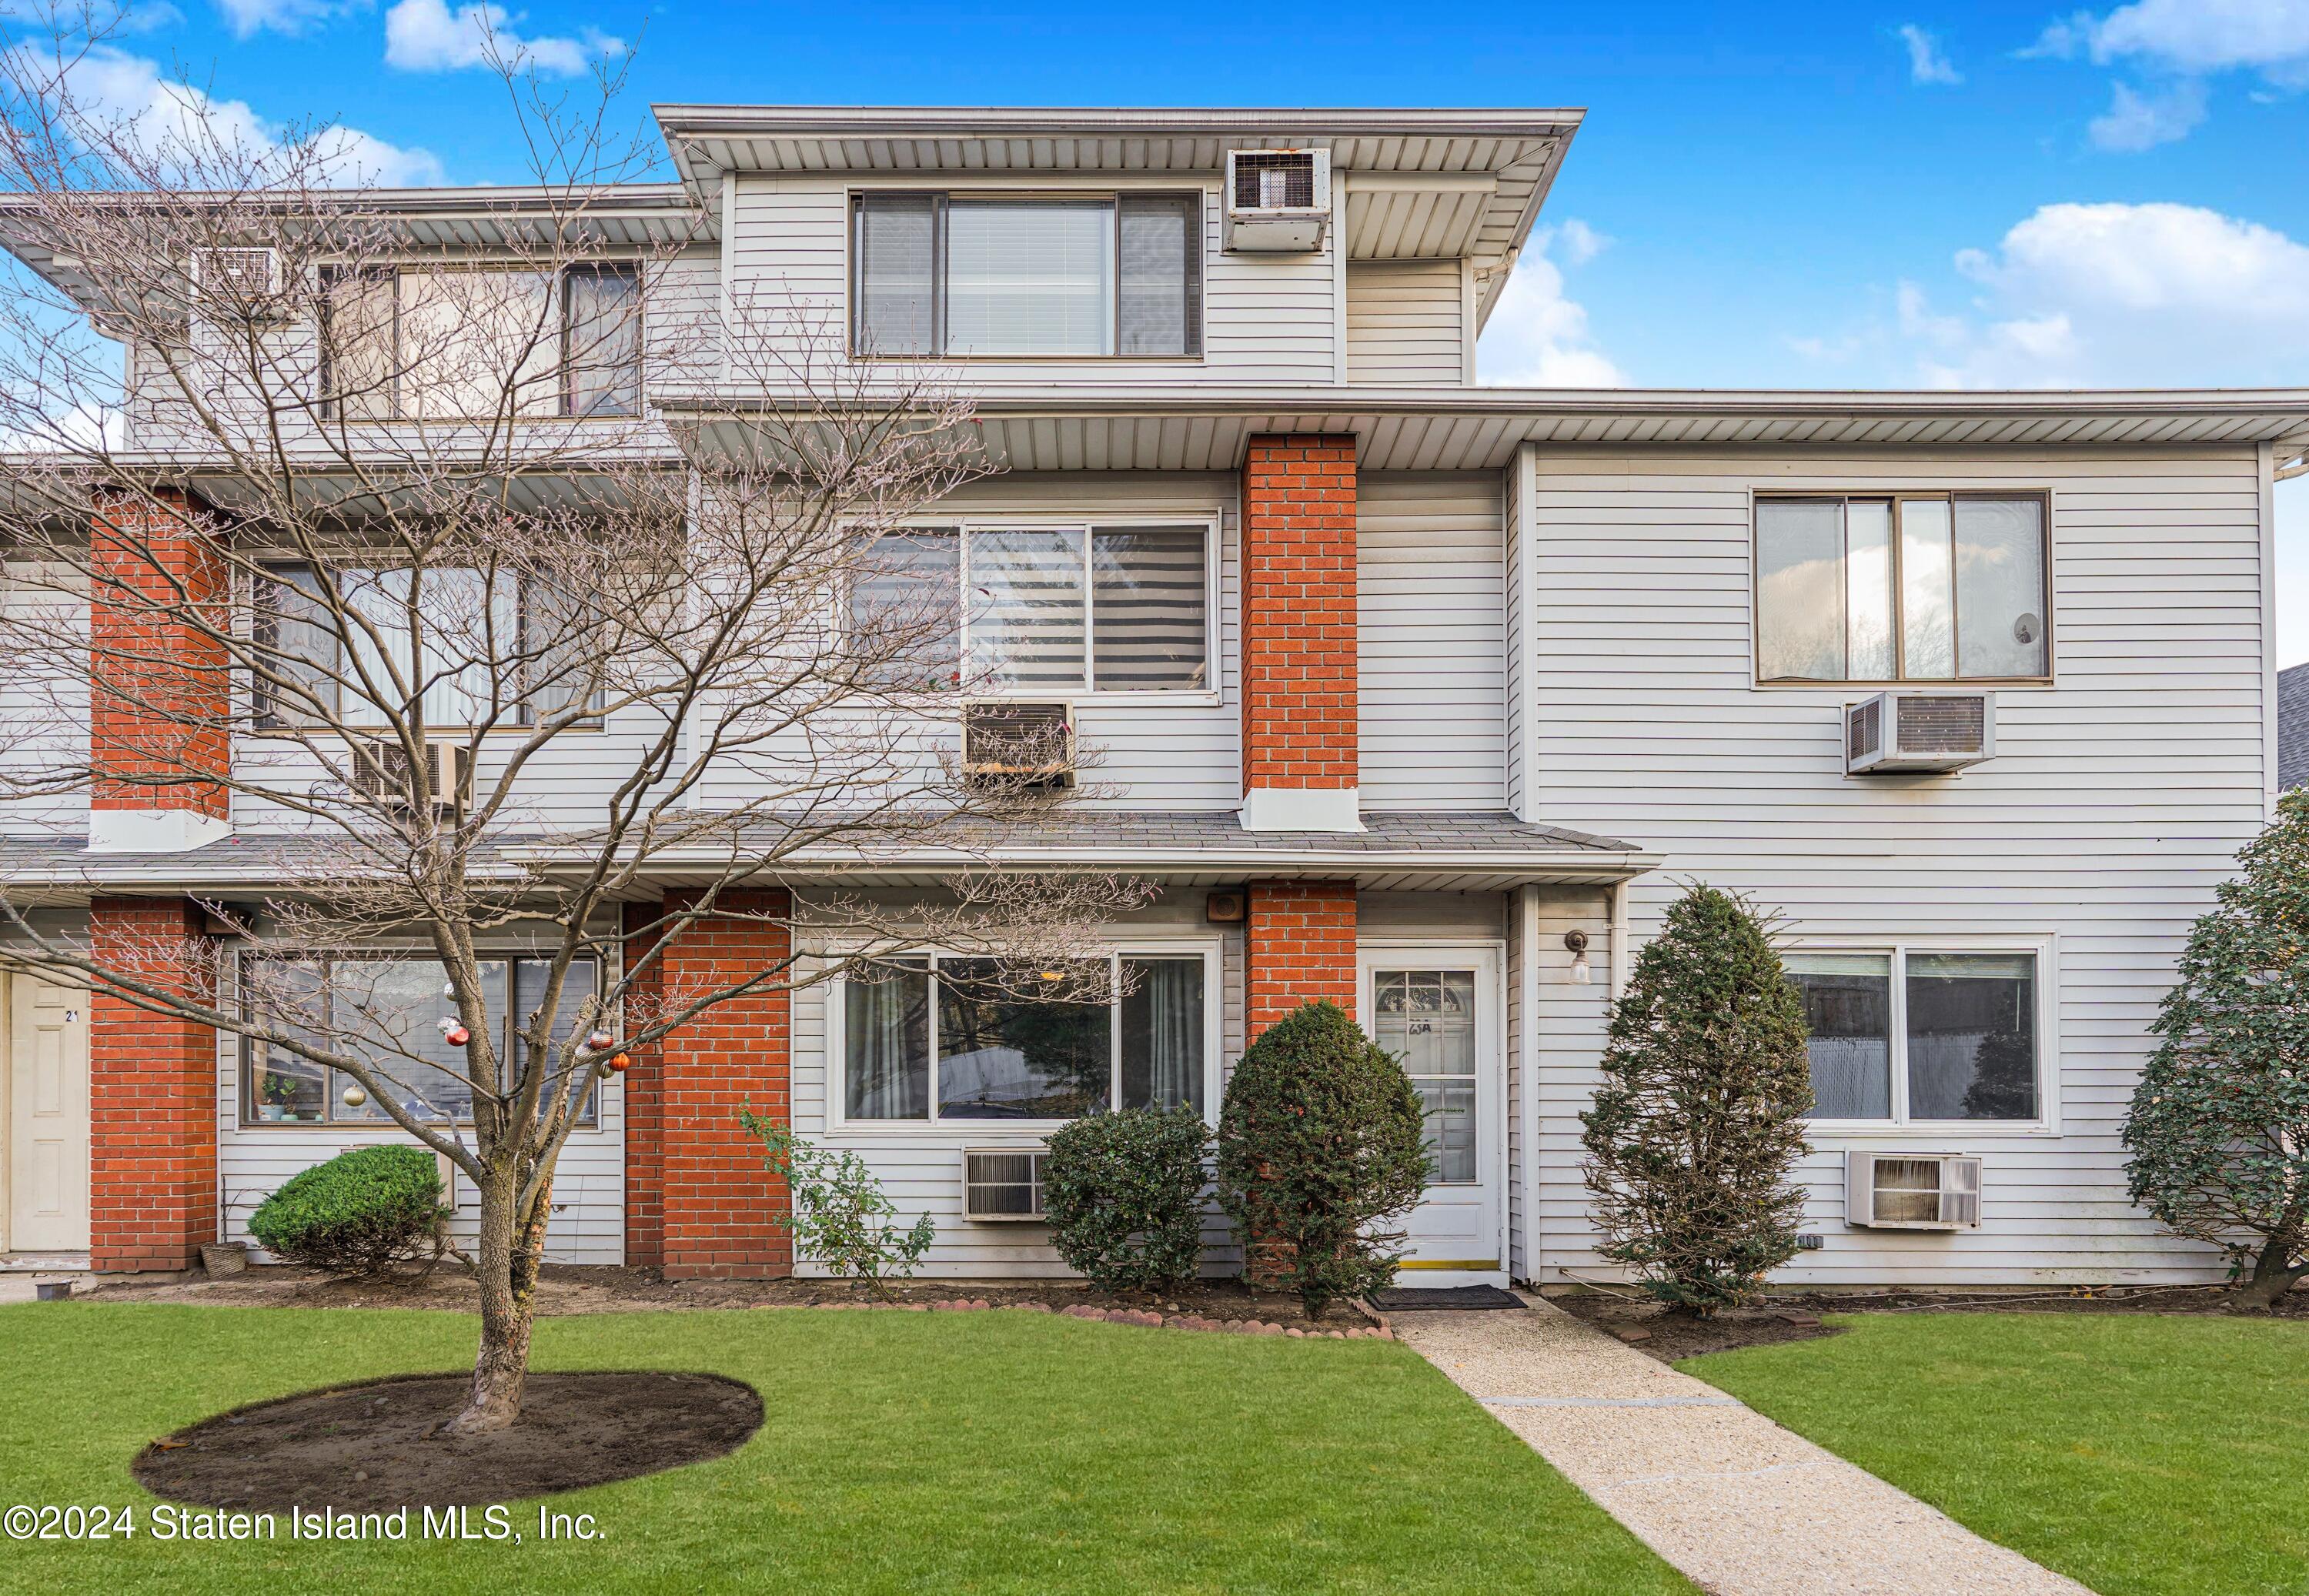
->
<box><xmin>1121</xmin><ymin>957</ymin><xmax>1204</xmax><ymax>1112</ymax></box>
<box><xmin>845</xmin><ymin>963</ymin><xmax>929</xmax><ymax>1119</ymax></box>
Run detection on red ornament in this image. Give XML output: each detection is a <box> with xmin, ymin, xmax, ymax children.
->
<box><xmin>586</xmin><ymin>1029</ymin><xmax>615</xmax><ymax>1053</ymax></box>
<box><xmin>444</xmin><ymin>1023</ymin><xmax>471</xmax><ymax>1047</ymax></box>
<box><xmin>610</xmin><ymin>1052</ymin><xmax>631</xmax><ymax>1073</ymax></box>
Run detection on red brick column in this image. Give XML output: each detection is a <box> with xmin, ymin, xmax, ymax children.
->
<box><xmin>89</xmin><ymin>897</ymin><xmax>217</xmax><ymax>1271</ymax></box>
<box><xmin>89</xmin><ymin>488</ymin><xmax>230</xmax><ymax>846</ymax></box>
<box><xmin>1245</xmin><ymin>880</ymin><xmax>1359</xmax><ymax>1040</ymax></box>
<box><xmin>620</xmin><ymin>900</ymin><xmax>665</xmax><ymax>1269</ymax></box>
<box><xmin>1239</xmin><ymin>434</ymin><xmax>1358</xmax><ymax>832</ymax></box>
<box><xmin>654</xmin><ymin>890</ymin><xmax>794</xmax><ymax>1280</ymax></box>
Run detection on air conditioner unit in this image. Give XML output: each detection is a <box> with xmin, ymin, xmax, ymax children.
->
<box><xmin>962</xmin><ymin>1147</ymin><xmax>1047</xmax><ymax>1222</ymax></box>
<box><xmin>1846</xmin><ymin>689</ymin><xmax>1994</xmax><ymax>775</ymax></box>
<box><xmin>348</xmin><ymin>737</ymin><xmax>473</xmax><ymax>813</ymax></box>
<box><xmin>192</xmin><ymin>247</ymin><xmax>285</xmax><ymax>317</ymax></box>
<box><xmin>961</xmin><ymin>700</ymin><xmax>1076</xmax><ymax>792</ymax></box>
<box><xmin>1223</xmin><ymin>149</ymin><xmax>1332</xmax><ymax>252</ymax></box>
<box><xmin>1846</xmin><ymin>1150</ymin><xmax>1983</xmax><ymax>1230</ymax></box>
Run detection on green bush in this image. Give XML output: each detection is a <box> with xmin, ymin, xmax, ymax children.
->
<box><xmin>2125</xmin><ymin>787</ymin><xmax>2309</xmax><ymax>1310</ymax></box>
<box><xmin>247</xmin><ymin>1145</ymin><xmax>446</xmax><ymax>1276</ymax></box>
<box><xmin>1215</xmin><ymin>1000</ymin><xmax>1429</xmax><ymax>1319</ymax></box>
<box><xmin>1579</xmin><ymin>884</ymin><xmax>1813</xmax><ymax>1317</ymax></box>
<box><xmin>740</xmin><ymin>1109</ymin><xmax>935</xmax><ymax>1297</ymax></box>
<box><xmin>1042</xmin><ymin>1107</ymin><xmax>1211</xmax><ymax>1293</ymax></box>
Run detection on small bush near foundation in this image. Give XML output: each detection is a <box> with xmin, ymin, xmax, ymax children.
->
<box><xmin>1580</xmin><ymin>884</ymin><xmax>1813</xmax><ymax>1317</ymax></box>
<box><xmin>1042</xmin><ymin>1107</ymin><xmax>1211</xmax><ymax>1293</ymax></box>
<box><xmin>1215</xmin><ymin>1000</ymin><xmax>1429</xmax><ymax>1319</ymax></box>
<box><xmin>247</xmin><ymin>1145</ymin><xmax>446</xmax><ymax>1276</ymax></box>
<box><xmin>740</xmin><ymin>1110</ymin><xmax>935</xmax><ymax>1297</ymax></box>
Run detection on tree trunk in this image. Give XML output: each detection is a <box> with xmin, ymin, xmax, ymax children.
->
<box><xmin>2229</xmin><ymin>1234</ymin><xmax>2307</xmax><ymax>1312</ymax></box>
<box><xmin>444</xmin><ymin>1171</ymin><xmax>553</xmax><ymax>1435</ymax></box>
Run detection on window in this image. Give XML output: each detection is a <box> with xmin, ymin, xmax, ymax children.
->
<box><xmin>320</xmin><ymin>263</ymin><xmax>642</xmax><ymax>419</ymax></box>
<box><xmin>850</xmin><ymin>192</ymin><xmax>1203</xmax><ymax>359</ymax></box>
<box><xmin>1756</xmin><ymin>495</ymin><xmax>2048</xmax><ymax>682</ymax></box>
<box><xmin>1372</xmin><ymin>969</ymin><xmax>1479</xmax><ymax>1184</ymax></box>
<box><xmin>1783</xmin><ymin>949</ymin><xmax>2042</xmax><ymax>1124</ymax></box>
<box><xmin>252</xmin><ymin>560</ymin><xmax>602</xmax><ymax>730</ymax></box>
<box><xmin>841</xmin><ymin>951</ymin><xmax>1209</xmax><ymax>1124</ymax></box>
<box><xmin>848</xmin><ymin>522</ymin><xmax>1211</xmax><ymax>695</ymax></box>
<box><xmin>241</xmin><ymin>955</ymin><xmax>600</xmax><ymax>1127</ymax></box>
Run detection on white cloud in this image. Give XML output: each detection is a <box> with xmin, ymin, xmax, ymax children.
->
<box><xmin>2088</xmin><ymin>78</ymin><xmax>2209</xmax><ymax>147</ymax></box>
<box><xmin>383</xmin><ymin>0</ymin><xmax>622</xmax><ymax>76</ymax></box>
<box><xmin>215</xmin><ymin>0</ymin><xmax>360</xmax><ymax>38</ymax></box>
<box><xmin>28</xmin><ymin>44</ymin><xmax>443</xmax><ymax>185</ymax></box>
<box><xmin>2035</xmin><ymin>0</ymin><xmax>2309</xmax><ymax>78</ymax></box>
<box><xmin>1476</xmin><ymin>223</ymin><xmax>1625</xmax><ymax>388</ymax></box>
<box><xmin>1898</xmin><ymin>24</ymin><xmax>1963</xmax><ymax>85</ymax></box>
<box><xmin>1887</xmin><ymin>201</ymin><xmax>2309</xmax><ymax>386</ymax></box>
<box><xmin>2031</xmin><ymin>1</ymin><xmax>2309</xmax><ymax>148</ymax></box>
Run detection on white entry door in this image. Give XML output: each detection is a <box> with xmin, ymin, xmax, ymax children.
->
<box><xmin>1361</xmin><ymin>950</ymin><xmax>1502</xmax><ymax>1287</ymax></box>
<box><xmin>6</xmin><ymin>976</ymin><xmax>91</xmax><ymax>1254</ymax></box>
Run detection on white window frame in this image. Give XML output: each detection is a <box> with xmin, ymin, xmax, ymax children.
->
<box><xmin>845</xmin><ymin>182</ymin><xmax>1208</xmax><ymax>364</ymax></box>
<box><xmin>826</xmin><ymin>937</ymin><xmax>1225</xmax><ymax>1136</ymax></box>
<box><xmin>1789</xmin><ymin>936</ymin><xmax>2060</xmax><ymax>1137</ymax></box>
<box><xmin>855</xmin><ymin>511</ymin><xmax>1224</xmax><ymax>706</ymax></box>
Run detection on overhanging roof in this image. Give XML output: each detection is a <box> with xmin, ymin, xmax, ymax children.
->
<box><xmin>650</xmin><ymin>105</ymin><xmax>1582</xmax><ymax>324</ymax></box>
<box><xmin>0</xmin><ymin>812</ymin><xmax>1656</xmax><ymax>897</ymax></box>
<box><xmin>655</xmin><ymin>385</ymin><xmax>2309</xmax><ymax>473</ymax></box>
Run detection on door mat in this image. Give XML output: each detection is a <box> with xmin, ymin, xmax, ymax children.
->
<box><xmin>1368</xmin><ymin>1285</ymin><xmax>1526</xmax><ymax>1311</ymax></box>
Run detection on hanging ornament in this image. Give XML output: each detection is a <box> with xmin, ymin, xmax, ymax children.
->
<box><xmin>609</xmin><ymin>1052</ymin><xmax>631</xmax><ymax>1073</ymax></box>
<box><xmin>443</xmin><ymin>980</ymin><xmax>457</xmax><ymax>1000</ymax></box>
<box><xmin>586</xmin><ymin>1028</ymin><xmax>616</xmax><ymax>1053</ymax></box>
<box><xmin>341</xmin><ymin>1083</ymin><xmax>368</xmax><ymax>1108</ymax></box>
<box><xmin>594</xmin><ymin>1057</ymin><xmax>615</xmax><ymax>1080</ymax></box>
<box><xmin>443</xmin><ymin>1020</ymin><xmax>471</xmax><ymax>1047</ymax></box>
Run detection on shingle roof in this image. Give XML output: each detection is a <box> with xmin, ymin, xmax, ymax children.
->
<box><xmin>2282</xmin><ymin>663</ymin><xmax>2309</xmax><ymax>792</ymax></box>
<box><xmin>0</xmin><ymin>810</ymin><xmax>1652</xmax><ymax>897</ymax></box>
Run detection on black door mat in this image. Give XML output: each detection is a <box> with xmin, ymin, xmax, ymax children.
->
<box><xmin>1368</xmin><ymin>1285</ymin><xmax>1526</xmax><ymax>1311</ymax></box>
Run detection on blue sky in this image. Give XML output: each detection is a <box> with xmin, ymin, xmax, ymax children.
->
<box><xmin>44</xmin><ymin>0</ymin><xmax>2309</xmax><ymax>662</ymax></box>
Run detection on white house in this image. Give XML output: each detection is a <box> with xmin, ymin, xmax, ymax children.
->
<box><xmin>3</xmin><ymin>104</ymin><xmax>2306</xmax><ymax>1293</ymax></box>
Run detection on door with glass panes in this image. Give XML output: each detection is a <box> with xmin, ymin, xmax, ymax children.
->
<box><xmin>1360</xmin><ymin>950</ymin><xmax>1503</xmax><ymax>1286</ymax></box>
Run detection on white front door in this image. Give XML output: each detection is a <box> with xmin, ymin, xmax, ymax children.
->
<box><xmin>6</xmin><ymin>976</ymin><xmax>91</xmax><ymax>1254</ymax></box>
<box><xmin>1361</xmin><ymin>950</ymin><xmax>1502</xmax><ymax>1288</ymax></box>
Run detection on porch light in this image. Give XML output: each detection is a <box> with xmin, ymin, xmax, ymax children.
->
<box><xmin>1565</xmin><ymin>929</ymin><xmax>1592</xmax><ymax>986</ymax></box>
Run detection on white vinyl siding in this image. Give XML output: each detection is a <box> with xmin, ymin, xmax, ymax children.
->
<box><xmin>1358</xmin><ymin>473</ymin><xmax>1505</xmax><ymax>809</ymax></box>
<box><xmin>1514</xmin><ymin>445</ymin><xmax>2271</xmax><ymax>1288</ymax></box>
<box><xmin>1345</xmin><ymin>260</ymin><xmax>1465</xmax><ymax>385</ymax></box>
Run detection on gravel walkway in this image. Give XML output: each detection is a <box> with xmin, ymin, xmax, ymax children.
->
<box><xmin>1394</xmin><ymin>1295</ymin><xmax>2087</xmax><ymax>1596</ymax></box>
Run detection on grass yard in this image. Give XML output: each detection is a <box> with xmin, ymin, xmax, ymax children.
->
<box><xmin>1686</xmin><ymin>1312</ymin><xmax>2309</xmax><ymax>1596</ymax></box>
<box><xmin>0</xmin><ymin>1303</ymin><xmax>1688</xmax><ymax>1595</ymax></box>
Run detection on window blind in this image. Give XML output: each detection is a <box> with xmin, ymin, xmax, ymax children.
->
<box><xmin>854</xmin><ymin>192</ymin><xmax>938</xmax><ymax>357</ymax></box>
<box><xmin>944</xmin><ymin>201</ymin><xmax>1114</xmax><ymax>356</ymax></box>
<box><xmin>1091</xmin><ymin>526</ymin><xmax>1208</xmax><ymax>689</ymax></box>
<box><xmin>1117</xmin><ymin>194</ymin><xmax>1201</xmax><ymax>356</ymax></box>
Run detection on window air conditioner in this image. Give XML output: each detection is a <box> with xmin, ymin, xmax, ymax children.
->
<box><xmin>1223</xmin><ymin>149</ymin><xmax>1331</xmax><ymax>252</ymax></box>
<box><xmin>1846</xmin><ymin>689</ymin><xmax>1994</xmax><ymax>775</ymax></box>
<box><xmin>1846</xmin><ymin>1151</ymin><xmax>1983</xmax><ymax>1230</ymax></box>
<box><xmin>962</xmin><ymin>1148</ymin><xmax>1047</xmax><ymax>1221</ymax></box>
<box><xmin>348</xmin><ymin>737</ymin><xmax>473</xmax><ymax>813</ymax></box>
<box><xmin>961</xmin><ymin>701</ymin><xmax>1076</xmax><ymax>792</ymax></box>
<box><xmin>193</xmin><ymin>247</ymin><xmax>285</xmax><ymax>317</ymax></box>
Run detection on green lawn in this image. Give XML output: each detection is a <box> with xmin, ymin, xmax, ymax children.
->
<box><xmin>1685</xmin><ymin>1312</ymin><xmax>2309</xmax><ymax>1596</ymax></box>
<box><xmin>0</xmin><ymin>1304</ymin><xmax>1686</xmax><ymax>1595</ymax></box>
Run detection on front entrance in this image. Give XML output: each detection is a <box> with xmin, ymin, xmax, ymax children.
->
<box><xmin>4</xmin><ymin>975</ymin><xmax>90</xmax><ymax>1254</ymax></box>
<box><xmin>1360</xmin><ymin>949</ymin><xmax>1503</xmax><ymax>1288</ymax></box>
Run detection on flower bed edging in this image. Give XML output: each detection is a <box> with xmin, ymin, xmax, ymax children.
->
<box><xmin>785</xmin><ymin>1297</ymin><xmax>1393</xmax><ymax>1339</ymax></box>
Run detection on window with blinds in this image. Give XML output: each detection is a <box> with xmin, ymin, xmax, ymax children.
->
<box><xmin>850</xmin><ymin>192</ymin><xmax>1203</xmax><ymax>359</ymax></box>
<box><xmin>849</xmin><ymin>523</ymin><xmax>1211</xmax><ymax>694</ymax></box>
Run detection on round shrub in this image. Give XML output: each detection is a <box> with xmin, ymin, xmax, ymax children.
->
<box><xmin>1041</xmin><ymin>1106</ymin><xmax>1210</xmax><ymax>1293</ymax></box>
<box><xmin>247</xmin><ymin>1145</ymin><xmax>446</xmax><ymax>1276</ymax></box>
<box><xmin>1215</xmin><ymin>1000</ymin><xmax>1428</xmax><ymax>1319</ymax></box>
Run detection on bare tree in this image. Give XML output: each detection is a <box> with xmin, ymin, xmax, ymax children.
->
<box><xmin>0</xmin><ymin>11</ymin><xmax>1139</xmax><ymax>1431</ymax></box>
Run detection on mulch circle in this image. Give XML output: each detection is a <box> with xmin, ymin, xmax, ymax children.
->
<box><xmin>132</xmin><ymin>1371</ymin><xmax>764</xmax><ymax>1513</ymax></box>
